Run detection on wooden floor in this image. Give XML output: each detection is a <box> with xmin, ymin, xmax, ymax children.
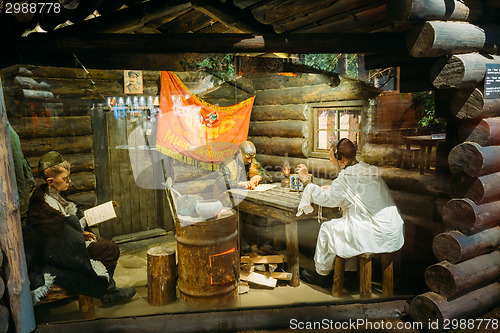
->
<box><xmin>33</xmin><ymin>232</ymin><xmax>423</xmax><ymax>331</ymax></box>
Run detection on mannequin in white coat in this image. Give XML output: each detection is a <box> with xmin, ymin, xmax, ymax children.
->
<box><xmin>296</xmin><ymin>139</ymin><xmax>404</xmax><ymax>288</ymax></box>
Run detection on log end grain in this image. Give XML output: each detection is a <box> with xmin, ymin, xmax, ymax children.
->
<box><xmin>409</xmin><ymin>292</ymin><xmax>446</xmax><ymax>331</ymax></box>
<box><xmin>451</xmin><ymin>88</ymin><xmax>484</xmax><ymax>119</ymax></box>
<box><xmin>433</xmin><ymin>231</ymin><xmax>464</xmax><ymax>263</ymax></box>
<box><xmin>424</xmin><ymin>262</ymin><xmax>457</xmax><ymax>298</ymax></box>
<box><xmin>442</xmin><ymin>198</ymin><xmax>476</xmax><ymax>233</ymax></box>
<box><xmin>407</xmin><ymin>22</ymin><xmax>435</xmax><ymax>57</ymax></box>
<box><xmin>431</xmin><ymin>56</ymin><xmax>466</xmax><ymax>89</ymax></box>
<box><xmin>147</xmin><ymin>246</ymin><xmax>175</xmax><ymax>257</ymax></box>
<box><xmin>448</xmin><ymin>142</ymin><xmax>483</xmax><ymax>176</ymax></box>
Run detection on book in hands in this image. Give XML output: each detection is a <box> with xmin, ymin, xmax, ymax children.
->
<box><xmin>84</xmin><ymin>201</ymin><xmax>117</xmax><ymax>226</ymax></box>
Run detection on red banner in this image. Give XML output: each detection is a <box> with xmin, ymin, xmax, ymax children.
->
<box><xmin>156</xmin><ymin>71</ymin><xmax>255</xmax><ymax>170</ymax></box>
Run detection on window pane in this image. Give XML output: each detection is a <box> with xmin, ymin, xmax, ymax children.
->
<box><xmin>317</xmin><ymin>110</ymin><xmax>337</xmax><ymax>149</ymax></box>
<box><xmin>318</xmin><ymin>130</ymin><xmax>328</xmax><ymax>149</ymax></box>
<box><xmin>338</xmin><ymin>110</ymin><xmax>360</xmax><ymax>130</ymax></box>
<box><xmin>317</xmin><ymin>109</ymin><xmax>336</xmax><ymax>130</ymax></box>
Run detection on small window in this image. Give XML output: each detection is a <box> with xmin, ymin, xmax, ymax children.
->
<box><xmin>311</xmin><ymin>106</ymin><xmax>361</xmax><ymax>157</ymax></box>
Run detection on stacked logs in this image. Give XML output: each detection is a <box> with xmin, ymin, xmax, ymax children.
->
<box><xmin>3</xmin><ymin>66</ymin><xmax>97</xmax><ymax>208</ymax></box>
<box><xmin>385</xmin><ymin>0</ymin><xmax>500</xmax><ymax>330</ymax></box>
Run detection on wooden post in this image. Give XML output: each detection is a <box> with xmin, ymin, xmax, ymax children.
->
<box><xmin>0</xmin><ymin>78</ymin><xmax>36</xmax><ymax>333</ymax></box>
<box><xmin>285</xmin><ymin>221</ymin><xmax>300</xmax><ymax>287</ymax></box>
<box><xmin>147</xmin><ymin>246</ymin><xmax>177</xmax><ymax>306</ymax></box>
<box><xmin>433</xmin><ymin>228</ymin><xmax>500</xmax><ymax>264</ymax></box>
<box><xmin>332</xmin><ymin>256</ymin><xmax>346</xmax><ymax>297</ymax></box>
<box><xmin>359</xmin><ymin>254</ymin><xmax>372</xmax><ymax>299</ymax></box>
<box><xmin>0</xmin><ymin>80</ymin><xmax>36</xmax><ymax>332</ymax></box>
<box><xmin>381</xmin><ymin>253</ymin><xmax>394</xmax><ymax>297</ymax></box>
<box><xmin>77</xmin><ymin>295</ymin><xmax>95</xmax><ymax>319</ymax></box>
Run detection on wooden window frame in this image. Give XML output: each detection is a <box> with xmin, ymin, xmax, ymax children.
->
<box><xmin>307</xmin><ymin>101</ymin><xmax>365</xmax><ymax>159</ymax></box>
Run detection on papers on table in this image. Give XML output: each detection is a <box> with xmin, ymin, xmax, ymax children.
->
<box><xmin>251</xmin><ymin>184</ymin><xmax>277</xmax><ymax>191</ymax></box>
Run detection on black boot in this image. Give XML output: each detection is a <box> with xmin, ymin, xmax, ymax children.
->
<box><xmin>300</xmin><ymin>269</ymin><xmax>333</xmax><ymax>289</ymax></box>
<box><xmin>101</xmin><ymin>278</ymin><xmax>136</xmax><ymax>305</ymax></box>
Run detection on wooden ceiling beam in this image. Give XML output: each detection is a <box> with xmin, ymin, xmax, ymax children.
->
<box><xmin>6</xmin><ymin>32</ymin><xmax>407</xmax><ymax>55</ymax></box>
<box><xmin>52</xmin><ymin>0</ymin><xmax>194</xmax><ymax>34</ymax></box>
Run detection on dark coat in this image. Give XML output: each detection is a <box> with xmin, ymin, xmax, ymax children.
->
<box><xmin>23</xmin><ymin>184</ymin><xmax>109</xmax><ymax>298</ymax></box>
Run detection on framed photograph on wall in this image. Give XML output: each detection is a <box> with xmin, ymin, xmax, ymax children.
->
<box><xmin>124</xmin><ymin>70</ymin><xmax>143</xmax><ymax>94</ymax></box>
<box><xmin>289</xmin><ymin>174</ymin><xmax>312</xmax><ymax>192</ymax></box>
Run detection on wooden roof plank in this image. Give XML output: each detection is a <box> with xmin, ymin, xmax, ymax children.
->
<box><xmin>296</xmin><ymin>1</ymin><xmax>387</xmax><ymax>33</ymax></box>
<box><xmin>274</xmin><ymin>0</ymin><xmax>376</xmax><ymax>33</ymax></box>
<box><xmin>53</xmin><ymin>0</ymin><xmax>194</xmax><ymax>34</ymax></box>
<box><xmin>251</xmin><ymin>0</ymin><xmax>335</xmax><ymax>25</ymax></box>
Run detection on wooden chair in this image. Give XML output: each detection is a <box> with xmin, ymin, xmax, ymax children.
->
<box><xmin>332</xmin><ymin>253</ymin><xmax>394</xmax><ymax>298</ymax></box>
<box><xmin>36</xmin><ymin>284</ymin><xmax>94</xmax><ymax>318</ymax></box>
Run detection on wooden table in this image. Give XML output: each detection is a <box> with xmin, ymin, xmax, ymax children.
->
<box><xmin>234</xmin><ymin>184</ymin><xmax>322</xmax><ymax>287</ymax></box>
<box><xmin>403</xmin><ymin>134</ymin><xmax>446</xmax><ymax>175</ymax></box>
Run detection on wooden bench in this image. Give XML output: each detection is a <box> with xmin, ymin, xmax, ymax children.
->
<box><xmin>36</xmin><ymin>284</ymin><xmax>94</xmax><ymax>318</ymax></box>
<box><xmin>332</xmin><ymin>253</ymin><xmax>394</xmax><ymax>298</ymax></box>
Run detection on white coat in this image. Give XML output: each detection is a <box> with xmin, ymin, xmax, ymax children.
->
<box><xmin>297</xmin><ymin>161</ymin><xmax>404</xmax><ymax>275</ymax></box>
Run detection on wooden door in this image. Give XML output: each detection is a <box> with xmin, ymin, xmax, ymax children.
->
<box><xmin>96</xmin><ymin>108</ymin><xmax>172</xmax><ymax>239</ymax></box>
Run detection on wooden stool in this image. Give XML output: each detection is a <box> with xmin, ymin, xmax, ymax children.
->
<box><xmin>332</xmin><ymin>253</ymin><xmax>394</xmax><ymax>298</ymax></box>
<box><xmin>401</xmin><ymin>145</ymin><xmax>421</xmax><ymax>170</ymax></box>
<box><xmin>37</xmin><ymin>284</ymin><xmax>94</xmax><ymax>318</ymax></box>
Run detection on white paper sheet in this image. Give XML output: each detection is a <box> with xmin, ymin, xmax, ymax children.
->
<box><xmin>84</xmin><ymin>201</ymin><xmax>117</xmax><ymax>226</ymax></box>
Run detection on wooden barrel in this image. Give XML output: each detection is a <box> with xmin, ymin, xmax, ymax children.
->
<box><xmin>147</xmin><ymin>246</ymin><xmax>177</xmax><ymax>306</ymax></box>
<box><xmin>176</xmin><ymin>210</ymin><xmax>239</xmax><ymax>307</ymax></box>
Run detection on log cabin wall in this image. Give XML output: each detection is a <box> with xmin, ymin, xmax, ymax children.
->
<box><xmin>384</xmin><ymin>0</ymin><xmax>500</xmax><ymax>328</ymax></box>
<box><xmin>0</xmin><ymin>66</ymin><xmax>204</xmax><ymax>239</ymax></box>
<box><xmin>2</xmin><ymin>65</ymin><xmax>97</xmax><ymax>208</ymax></box>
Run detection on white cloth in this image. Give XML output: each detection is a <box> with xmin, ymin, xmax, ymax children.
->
<box><xmin>297</xmin><ymin>162</ymin><xmax>404</xmax><ymax>275</ymax></box>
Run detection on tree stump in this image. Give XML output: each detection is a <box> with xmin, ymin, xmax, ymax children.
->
<box><xmin>147</xmin><ymin>246</ymin><xmax>177</xmax><ymax>306</ymax></box>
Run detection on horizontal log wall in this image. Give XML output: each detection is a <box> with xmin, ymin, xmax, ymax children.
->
<box><xmin>3</xmin><ymin>66</ymin><xmax>97</xmax><ymax>209</ymax></box>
